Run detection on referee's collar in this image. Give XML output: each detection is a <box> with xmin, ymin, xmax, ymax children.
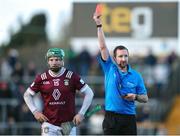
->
<box><xmin>127</xmin><ymin>64</ymin><xmax>133</xmax><ymax>73</ymax></box>
<box><xmin>116</xmin><ymin>64</ymin><xmax>133</xmax><ymax>75</ymax></box>
<box><xmin>120</xmin><ymin>64</ymin><xmax>133</xmax><ymax>74</ymax></box>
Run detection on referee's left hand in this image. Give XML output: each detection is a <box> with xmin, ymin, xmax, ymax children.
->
<box><xmin>123</xmin><ymin>93</ymin><xmax>136</xmax><ymax>101</ymax></box>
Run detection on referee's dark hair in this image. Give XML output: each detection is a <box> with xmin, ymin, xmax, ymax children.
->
<box><xmin>113</xmin><ymin>45</ymin><xmax>129</xmax><ymax>57</ymax></box>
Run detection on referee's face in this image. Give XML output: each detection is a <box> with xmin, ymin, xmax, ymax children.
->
<box><xmin>114</xmin><ymin>49</ymin><xmax>129</xmax><ymax>70</ymax></box>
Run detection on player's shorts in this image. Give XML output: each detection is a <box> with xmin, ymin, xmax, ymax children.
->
<box><xmin>41</xmin><ymin>122</ymin><xmax>76</xmax><ymax>136</ymax></box>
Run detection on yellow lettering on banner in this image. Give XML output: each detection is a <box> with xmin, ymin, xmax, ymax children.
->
<box><xmin>101</xmin><ymin>4</ymin><xmax>111</xmax><ymax>33</ymax></box>
<box><xmin>101</xmin><ymin>4</ymin><xmax>131</xmax><ymax>33</ymax></box>
<box><xmin>100</xmin><ymin>3</ymin><xmax>153</xmax><ymax>38</ymax></box>
<box><xmin>111</xmin><ymin>7</ymin><xmax>130</xmax><ymax>33</ymax></box>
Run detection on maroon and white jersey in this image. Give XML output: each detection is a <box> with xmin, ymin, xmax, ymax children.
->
<box><xmin>29</xmin><ymin>67</ymin><xmax>86</xmax><ymax>126</ymax></box>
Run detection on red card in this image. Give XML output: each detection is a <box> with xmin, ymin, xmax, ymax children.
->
<box><xmin>95</xmin><ymin>3</ymin><xmax>103</xmax><ymax>15</ymax></box>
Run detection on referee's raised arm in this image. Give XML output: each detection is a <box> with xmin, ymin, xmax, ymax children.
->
<box><xmin>93</xmin><ymin>13</ymin><xmax>109</xmax><ymax>61</ymax></box>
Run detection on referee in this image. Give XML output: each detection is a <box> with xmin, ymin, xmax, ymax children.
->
<box><xmin>93</xmin><ymin>12</ymin><xmax>148</xmax><ymax>135</ymax></box>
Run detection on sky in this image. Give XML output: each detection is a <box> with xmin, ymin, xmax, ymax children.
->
<box><xmin>0</xmin><ymin>0</ymin><xmax>110</xmax><ymax>45</ymax></box>
<box><xmin>0</xmin><ymin>0</ymin><xmax>72</xmax><ymax>45</ymax></box>
<box><xmin>0</xmin><ymin>0</ymin><xmax>109</xmax><ymax>45</ymax></box>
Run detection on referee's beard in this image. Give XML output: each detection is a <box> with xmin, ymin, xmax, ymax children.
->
<box><xmin>119</xmin><ymin>63</ymin><xmax>128</xmax><ymax>70</ymax></box>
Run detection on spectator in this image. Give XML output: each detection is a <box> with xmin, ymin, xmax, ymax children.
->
<box><xmin>77</xmin><ymin>47</ymin><xmax>92</xmax><ymax>76</ymax></box>
<box><xmin>0</xmin><ymin>58</ymin><xmax>13</xmax><ymax>81</ymax></box>
<box><xmin>7</xmin><ymin>48</ymin><xmax>19</xmax><ymax>70</ymax></box>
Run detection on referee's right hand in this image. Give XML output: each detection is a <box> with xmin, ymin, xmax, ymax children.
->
<box><xmin>93</xmin><ymin>12</ymin><xmax>102</xmax><ymax>25</ymax></box>
<box><xmin>123</xmin><ymin>93</ymin><xmax>136</xmax><ymax>101</ymax></box>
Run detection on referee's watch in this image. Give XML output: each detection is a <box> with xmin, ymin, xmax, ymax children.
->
<box><xmin>96</xmin><ymin>24</ymin><xmax>102</xmax><ymax>28</ymax></box>
<box><xmin>135</xmin><ymin>95</ymin><xmax>138</xmax><ymax>100</ymax></box>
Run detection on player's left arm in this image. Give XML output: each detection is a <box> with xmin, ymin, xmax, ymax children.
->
<box><xmin>73</xmin><ymin>84</ymin><xmax>94</xmax><ymax>125</ymax></box>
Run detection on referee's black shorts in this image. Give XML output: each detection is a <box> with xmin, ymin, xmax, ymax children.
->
<box><xmin>102</xmin><ymin>111</ymin><xmax>137</xmax><ymax>135</ymax></box>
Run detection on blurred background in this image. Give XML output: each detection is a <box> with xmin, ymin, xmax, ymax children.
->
<box><xmin>0</xmin><ymin>0</ymin><xmax>179</xmax><ymax>135</ymax></box>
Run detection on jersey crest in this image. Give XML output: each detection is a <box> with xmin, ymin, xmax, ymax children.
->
<box><xmin>64</xmin><ymin>79</ymin><xmax>69</xmax><ymax>86</ymax></box>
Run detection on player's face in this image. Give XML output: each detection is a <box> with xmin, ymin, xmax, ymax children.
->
<box><xmin>114</xmin><ymin>49</ymin><xmax>129</xmax><ymax>69</ymax></box>
<box><xmin>48</xmin><ymin>56</ymin><xmax>64</xmax><ymax>72</ymax></box>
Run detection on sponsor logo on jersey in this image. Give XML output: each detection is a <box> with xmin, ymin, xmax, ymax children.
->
<box><xmin>43</xmin><ymin>81</ymin><xmax>50</xmax><ymax>85</ymax></box>
<box><xmin>49</xmin><ymin>101</ymin><xmax>66</xmax><ymax>105</ymax></box>
<box><xmin>52</xmin><ymin>89</ymin><xmax>61</xmax><ymax>100</ymax></box>
<box><xmin>50</xmin><ymin>89</ymin><xmax>66</xmax><ymax>105</ymax></box>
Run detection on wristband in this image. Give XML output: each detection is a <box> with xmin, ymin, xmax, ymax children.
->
<box><xmin>97</xmin><ymin>24</ymin><xmax>102</xmax><ymax>28</ymax></box>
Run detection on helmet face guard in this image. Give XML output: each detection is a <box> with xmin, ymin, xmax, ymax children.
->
<box><xmin>46</xmin><ymin>48</ymin><xmax>65</xmax><ymax>60</ymax></box>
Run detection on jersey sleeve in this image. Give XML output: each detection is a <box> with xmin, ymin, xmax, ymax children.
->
<box><xmin>72</xmin><ymin>72</ymin><xmax>86</xmax><ymax>92</ymax></box>
<box><xmin>97</xmin><ymin>54</ymin><xmax>114</xmax><ymax>73</ymax></box>
<box><xmin>29</xmin><ymin>74</ymin><xmax>42</xmax><ymax>93</ymax></box>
